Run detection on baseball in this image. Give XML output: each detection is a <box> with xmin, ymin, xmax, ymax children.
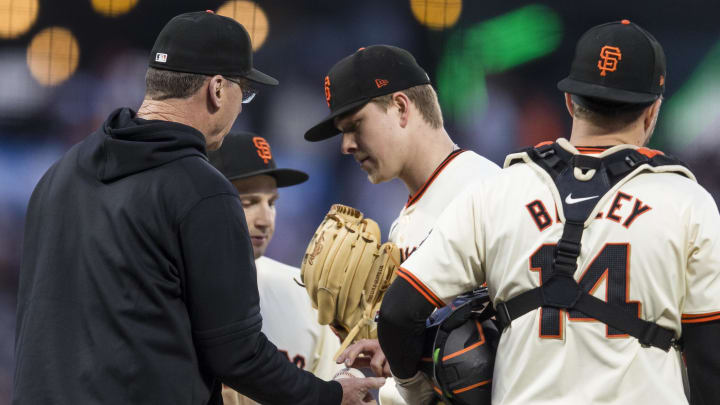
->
<box><xmin>332</xmin><ymin>367</ymin><xmax>365</xmax><ymax>380</ymax></box>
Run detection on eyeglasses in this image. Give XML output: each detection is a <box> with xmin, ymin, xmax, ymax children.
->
<box><xmin>224</xmin><ymin>76</ymin><xmax>257</xmax><ymax>104</ymax></box>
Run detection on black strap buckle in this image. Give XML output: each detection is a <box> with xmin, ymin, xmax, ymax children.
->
<box><xmin>625</xmin><ymin>152</ymin><xmax>650</xmax><ymax>168</ymax></box>
<box><xmin>534</xmin><ymin>145</ymin><xmax>563</xmax><ymax>169</ymax></box>
<box><xmin>639</xmin><ymin>323</ymin><xmax>666</xmax><ymax>349</ymax></box>
<box><xmin>671</xmin><ymin>337</ymin><xmax>684</xmax><ymax>351</ymax></box>
<box><xmin>556</xmin><ymin>239</ymin><xmax>581</xmax><ymax>257</ymax></box>
<box><xmin>639</xmin><ymin>325</ymin><xmax>656</xmax><ymax>348</ymax></box>
<box><xmin>553</xmin><ymin>240</ymin><xmax>581</xmax><ymax>274</ymax></box>
<box><xmin>535</xmin><ymin>144</ymin><xmax>555</xmax><ymax>159</ymax></box>
<box><xmin>495</xmin><ymin>302</ymin><xmax>512</xmax><ymax>329</ymax></box>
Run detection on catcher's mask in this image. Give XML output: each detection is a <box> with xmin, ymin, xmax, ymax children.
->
<box><xmin>421</xmin><ymin>289</ymin><xmax>499</xmax><ymax>405</ymax></box>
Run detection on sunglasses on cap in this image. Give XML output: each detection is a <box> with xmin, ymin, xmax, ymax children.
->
<box><xmin>224</xmin><ymin>76</ymin><xmax>258</xmax><ymax>104</ymax></box>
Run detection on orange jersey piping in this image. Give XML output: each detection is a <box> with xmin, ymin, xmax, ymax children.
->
<box><xmin>405</xmin><ymin>149</ymin><xmax>466</xmax><ymax>208</ymax></box>
<box><xmin>682</xmin><ymin>310</ymin><xmax>720</xmax><ymax>324</ymax></box>
<box><xmin>396</xmin><ymin>267</ymin><xmax>444</xmax><ymax>308</ymax></box>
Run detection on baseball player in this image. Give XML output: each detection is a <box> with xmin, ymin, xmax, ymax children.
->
<box><xmin>376</xmin><ymin>21</ymin><xmax>720</xmax><ymax>405</ymax></box>
<box><xmin>304</xmin><ymin>45</ymin><xmax>500</xmax><ymax>404</ymax></box>
<box><xmin>209</xmin><ymin>132</ymin><xmax>343</xmax><ymax>405</ymax></box>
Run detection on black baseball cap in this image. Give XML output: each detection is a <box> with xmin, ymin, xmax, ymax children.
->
<box><xmin>209</xmin><ymin>132</ymin><xmax>308</xmax><ymax>187</ymax></box>
<box><xmin>304</xmin><ymin>45</ymin><xmax>432</xmax><ymax>142</ymax></box>
<box><xmin>149</xmin><ymin>11</ymin><xmax>278</xmax><ymax>86</ymax></box>
<box><xmin>557</xmin><ymin>20</ymin><xmax>665</xmax><ymax>104</ymax></box>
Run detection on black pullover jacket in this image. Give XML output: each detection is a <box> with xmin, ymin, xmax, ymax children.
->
<box><xmin>14</xmin><ymin>108</ymin><xmax>341</xmax><ymax>405</ymax></box>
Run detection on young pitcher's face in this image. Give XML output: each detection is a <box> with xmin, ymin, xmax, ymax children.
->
<box><xmin>336</xmin><ymin>102</ymin><xmax>406</xmax><ymax>184</ymax></box>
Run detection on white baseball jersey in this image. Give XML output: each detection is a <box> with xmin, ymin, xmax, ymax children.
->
<box><xmin>402</xmin><ymin>139</ymin><xmax>720</xmax><ymax>405</ymax></box>
<box><xmin>223</xmin><ymin>256</ymin><xmax>341</xmax><ymax>405</ymax></box>
<box><xmin>380</xmin><ymin>149</ymin><xmax>501</xmax><ymax>405</ymax></box>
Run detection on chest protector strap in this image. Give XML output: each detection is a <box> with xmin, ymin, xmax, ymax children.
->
<box><xmin>495</xmin><ymin>142</ymin><xmax>692</xmax><ymax>351</ymax></box>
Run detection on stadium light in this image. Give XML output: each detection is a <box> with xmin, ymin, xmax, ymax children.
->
<box><xmin>26</xmin><ymin>27</ymin><xmax>80</xmax><ymax>86</ymax></box>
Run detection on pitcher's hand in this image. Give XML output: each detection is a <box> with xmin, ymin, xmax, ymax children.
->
<box><xmin>338</xmin><ymin>376</ymin><xmax>386</xmax><ymax>405</ymax></box>
<box><xmin>336</xmin><ymin>339</ymin><xmax>392</xmax><ymax>378</ymax></box>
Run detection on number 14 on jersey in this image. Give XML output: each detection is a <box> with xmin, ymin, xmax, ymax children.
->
<box><xmin>530</xmin><ymin>243</ymin><xmax>641</xmax><ymax>339</ymax></box>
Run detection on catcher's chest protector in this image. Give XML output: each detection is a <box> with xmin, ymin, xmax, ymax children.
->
<box><xmin>496</xmin><ymin>142</ymin><xmax>693</xmax><ymax>351</ymax></box>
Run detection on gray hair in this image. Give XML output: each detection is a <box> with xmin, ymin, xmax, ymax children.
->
<box><xmin>144</xmin><ymin>67</ymin><xmax>209</xmax><ymax>101</ymax></box>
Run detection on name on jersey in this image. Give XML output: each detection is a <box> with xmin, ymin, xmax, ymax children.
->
<box><xmin>526</xmin><ymin>191</ymin><xmax>651</xmax><ymax>231</ymax></box>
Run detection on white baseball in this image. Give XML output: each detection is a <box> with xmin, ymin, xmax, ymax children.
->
<box><xmin>332</xmin><ymin>367</ymin><xmax>365</xmax><ymax>380</ymax></box>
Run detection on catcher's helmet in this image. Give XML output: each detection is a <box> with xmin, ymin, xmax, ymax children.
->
<box><xmin>422</xmin><ymin>289</ymin><xmax>499</xmax><ymax>405</ymax></box>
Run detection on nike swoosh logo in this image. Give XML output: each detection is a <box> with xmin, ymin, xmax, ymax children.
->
<box><xmin>565</xmin><ymin>193</ymin><xmax>599</xmax><ymax>204</ymax></box>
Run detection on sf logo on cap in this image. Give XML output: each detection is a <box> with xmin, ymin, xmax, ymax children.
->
<box><xmin>252</xmin><ymin>137</ymin><xmax>272</xmax><ymax>164</ymax></box>
<box><xmin>324</xmin><ymin>76</ymin><xmax>331</xmax><ymax>107</ymax></box>
<box><xmin>598</xmin><ymin>45</ymin><xmax>622</xmax><ymax>76</ymax></box>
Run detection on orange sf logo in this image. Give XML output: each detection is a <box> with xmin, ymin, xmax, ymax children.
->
<box><xmin>252</xmin><ymin>136</ymin><xmax>272</xmax><ymax>164</ymax></box>
<box><xmin>598</xmin><ymin>45</ymin><xmax>622</xmax><ymax>76</ymax></box>
<box><xmin>324</xmin><ymin>76</ymin><xmax>331</xmax><ymax>107</ymax></box>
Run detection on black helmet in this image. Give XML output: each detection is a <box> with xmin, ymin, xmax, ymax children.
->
<box><xmin>422</xmin><ymin>289</ymin><xmax>499</xmax><ymax>405</ymax></box>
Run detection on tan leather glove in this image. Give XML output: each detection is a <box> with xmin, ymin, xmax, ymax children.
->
<box><xmin>301</xmin><ymin>204</ymin><xmax>400</xmax><ymax>359</ymax></box>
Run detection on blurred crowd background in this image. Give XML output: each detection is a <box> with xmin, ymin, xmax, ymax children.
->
<box><xmin>0</xmin><ymin>0</ymin><xmax>718</xmax><ymax>402</ymax></box>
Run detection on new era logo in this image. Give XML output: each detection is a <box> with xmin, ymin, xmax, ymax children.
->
<box><xmin>375</xmin><ymin>79</ymin><xmax>389</xmax><ymax>88</ymax></box>
<box><xmin>155</xmin><ymin>53</ymin><xmax>167</xmax><ymax>63</ymax></box>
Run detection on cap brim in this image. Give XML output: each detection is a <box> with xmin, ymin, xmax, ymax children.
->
<box><xmin>244</xmin><ymin>67</ymin><xmax>279</xmax><ymax>86</ymax></box>
<box><xmin>558</xmin><ymin>77</ymin><xmax>659</xmax><ymax>104</ymax></box>
<box><xmin>226</xmin><ymin>167</ymin><xmax>308</xmax><ymax>187</ymax></box>
<box><xmin>304</xmin><ymin>99</ymin><xmax>370</xmax><ymax>142</ymax></box>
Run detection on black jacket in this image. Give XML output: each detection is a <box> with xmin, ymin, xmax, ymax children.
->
<box><xmin>14</xmin><ymin>108</ymin><xmax>341</xmax><ymax>405</ymax></box>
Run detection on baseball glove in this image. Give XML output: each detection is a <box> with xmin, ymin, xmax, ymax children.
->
<box><xmin>301</xmin><ymin>204</ymin><xmax>401</xmax><ymax>359</ymax></box>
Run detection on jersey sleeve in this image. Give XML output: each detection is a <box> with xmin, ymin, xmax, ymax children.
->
<box><xmin>399</xmin><ymin>187</ymin><xmax>486</xmax><ymax>306</ymax></box>
<box><xmin>682</xmin><ymin>189</ymin><xmax>720</xmax><ymax>324</ymax></box>
<box><xmin>308</xmin><ymin>325</ymin><xmax>343</xmax><ymax>380</ymax></box>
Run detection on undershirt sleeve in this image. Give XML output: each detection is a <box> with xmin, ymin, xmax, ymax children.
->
<box><xmin>378</xmin><ymin>277</ymin><xmax>436</xmax><ymax>379</ymax></box>
<box><xmin>682</xmin><ymin>319</ymin><xmax>720</xmax><ymax>404</ymax></box>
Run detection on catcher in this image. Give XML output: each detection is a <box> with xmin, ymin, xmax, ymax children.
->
<box><xmin>378</xmin><ymin>20</ymin><xmax>720</xmax><ymax>405</ymax></box>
